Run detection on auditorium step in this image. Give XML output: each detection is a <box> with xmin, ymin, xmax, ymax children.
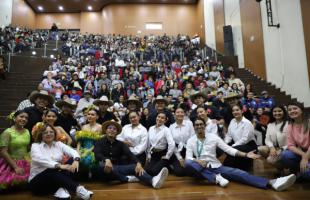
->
<box><xmin>0</xmin><ymin>54</ymin><xmax>51</xmax><ymax>130</ymax></box>
<box><xmin>233</xmin><ymin>67</ymin><xmax>302</xmax><ymax>107</ymax></box>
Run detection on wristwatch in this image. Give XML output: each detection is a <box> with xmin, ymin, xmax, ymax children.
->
<box><xmin>74</xmin><ymin>157</ymin><xmax>81</xmax><ymax>161</ymax></box>
<box><xmin>55</xmin><ymin>164</ymin><xmax>60</xmax><ymax>169</ymax></box>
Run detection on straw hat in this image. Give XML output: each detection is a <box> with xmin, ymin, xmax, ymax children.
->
<box><xmin>125</xmin><ymin>95</ymin><xmax>143</xmax><ymax>108</ymax></box>
<box><xmin>190</xmin><ymin>91</ymin><xmax>207</xmax><ymax>102</ymax></box>
<box><xmin>55</xmin><ymin>98</ymin><xmax>77</xmax><ymax>109</ymax></box>
<box><xmin>30</xmin><ymin>90</ymin><xmax>55</xmax><ymax>107</ymax></box>
<box><xmin>153</xmin><ymin>95</ymin><xmax>168</xmax><ymax>105</ymax></box>
<box><xmin>93</xmin><ymin>95</ymin><xmax>113</xmax><ymax>106</ymax></box>
<box><xmin>102</xmin><ymin>120</ymin><xmax>122</xmax><ymax>134</ymax></box>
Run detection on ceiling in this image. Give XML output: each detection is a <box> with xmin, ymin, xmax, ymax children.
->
<box><xmin>25</xmin><ymin>0</ymin><xmax>198</xmax><ymax>13</ymax></box>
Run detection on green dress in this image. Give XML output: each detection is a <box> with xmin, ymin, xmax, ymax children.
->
<box><xmin>0</xmin><ymin>127</ymin><xmax>31</xmax><ymax>190</ymax></box>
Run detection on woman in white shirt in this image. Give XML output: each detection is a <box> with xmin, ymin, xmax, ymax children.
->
<box><xmin>258</xmin><ymin>105</ymin><xmax>288</xmax><ymax>169</ymax></box>
<box><xmin>28</xmin><ymin>123</ymin><xmax>93</xmax><ymax>200</ymax></box>
<box><xmin>117</xmin><ymin>111</ymin><xmax>148</xmax><ymax>165</ymax></box>
<box><xmin>145</xmin><ymin>112</ymin><xmax>175</xmax><ymax>176</ymax></box>
<box><xmin>184</xmin><ymin>118</ymin><xmax>296</xmax><ymax>191</ymax></box>
<box><xmin>223</xmin><ymin>104</ymin><xmax>257</xmax><ymax>171</ymax></box>
<box><xmin>169</xmin><ymin>108</ymin><xmax>195</xmax><ymax>176</ymax></box>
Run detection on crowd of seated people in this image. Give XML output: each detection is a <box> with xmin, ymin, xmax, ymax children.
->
<box><xmin>0</xmin><ymin>32</ymin><xmax>309</xmax><ymax>199</ymax></box>
<box><xmin>0</xmin><ymin>26</ymin><xmax>48</xmax><ymax>54</ymax></box>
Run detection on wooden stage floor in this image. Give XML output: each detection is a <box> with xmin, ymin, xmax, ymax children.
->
<box><xmin>1</xmin><ymin>159</ymin><xmax>309</xmax><ymax>200</ymax></box>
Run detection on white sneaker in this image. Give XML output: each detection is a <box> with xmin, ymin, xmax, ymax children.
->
<box><xmin>215</xmin><ymin>174</ymin><xmax>229</xmax><ymax>187</ymax></box>
<box><xmin>76</xmin><ymin>186</ymin><xmax>93</xmax><ymax>200</ymax></box>
<box><xmin>127</xmin><ymin>176</ymin><xmax>140</xmax><ymax>183</ymax></box>
<box><xmin>271</xmin><ymin>174</ymin><xmax>296</xmax><ymax>191</ymax></box>
<box><xmin>152</xmin><ymin>167</ymin><xmax>169</xmax><ymax>189</ymax></box>
<box><xmin>54</xmin><ymin>187</ymin><xmax>71</xmax><ymax>199</ymax></box>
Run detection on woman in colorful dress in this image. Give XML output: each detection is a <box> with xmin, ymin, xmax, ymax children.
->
<box><xmin>76</xmin><ymin>107</ymin><xmax>102</xmax><ymax>175</ymax></box>
<box><xmin>0</xmin><ymin>110</ymin><xmax>31</xmax><ymax>190</ymax></box>
<box><xmin>32</xmin><ymin>109</ymin><xmax>72</xmax><ymax>146</ymax></box>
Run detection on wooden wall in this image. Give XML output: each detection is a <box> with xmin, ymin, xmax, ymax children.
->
<box><xmin>11</xmin><ymin>0</ymin><xmax>36</xmax><ymax>29</ymax></box>
<box><xmin>213</xmin><ymin>0</ymin><xmax>225</xmax><ymax>54</ymax></box>
<box><xmin>196</xmin><ymin>0</ymin><xmax>205</xmax><ymax>45</ymax></box>
<box><xmin>101</xmin><ymin>4</ymin><xmax>201</xmax><ymax>37</ymax></box>
<box><xmin>300</xmin><ymin>0</ymin><xmax>310</xmax><ymax>86</ymax></box>
<box><xmin>80</xmin><ymin>12</ymin><xmax>103</xmax><ymax>34</ymax></box>
<box><xmin>35</xmin><ymin>13</ymin><xmax>81</xmax><ymax>29</ymax></box>
<box><xmin>240</xmin><ymin>0</ymin><xmax>266</xmax><ymax>79</ymax></box>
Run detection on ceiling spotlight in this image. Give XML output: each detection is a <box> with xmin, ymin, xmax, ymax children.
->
<box><xmin>59</xmin><ymin>6</ymin><xmax>64</xmax><ymax>11</ymax></box>
<box><xmin>87</xmin><ymin>6</ymin><xmax>92</xmax><ymax>11</ymax></box>
<box><xmin>50</xmin><ymin>54</ymin><xmax>55</xmax><ymax>59</ymax></box>
<box><xmin>32</xmin><ymin>51</ymin><xmax>37</xmax><ymax>55</ymax></box>
<box><xmin>38</xmin><ymin>6</ymin><xmax>43</xmax><ymax>11</ymax></box>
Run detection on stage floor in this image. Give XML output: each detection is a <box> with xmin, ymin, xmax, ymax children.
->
<box><xmin>1</xmin><ymin>159</ymin><xmax>309</xmax><ymax>200</ymax></box>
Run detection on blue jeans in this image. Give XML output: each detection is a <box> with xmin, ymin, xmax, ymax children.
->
<box><xmin>95</xmin><ymin>164</ymin><xmax>153</xmax><ymax>186</ymax></box>
<box><xmin>185</xmin><ymin>160</ymin><xmax>269</xmax><ymax>189</ymax></box>
<box><xmin>280</xmin><ymin>150</ymin><xmax>310</xmax><ymax>180</ymax></box>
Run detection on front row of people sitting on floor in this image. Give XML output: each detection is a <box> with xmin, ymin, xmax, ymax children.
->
<box><xmin>0</xmin><ymin>102</ymin><xmax>309</xmax><ymax>199</ymax></box>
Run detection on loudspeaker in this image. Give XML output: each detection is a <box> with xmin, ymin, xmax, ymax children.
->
<box><xmin>224</xmin><ymin>41</ymin><xmax>234</xmax><ymax>56</ymax></box>
<box><xmin>223</xmin><ymin>25</ymin><xmax>233</xmax><ymax>42</ymax></box>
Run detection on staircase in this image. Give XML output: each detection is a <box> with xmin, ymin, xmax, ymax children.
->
<box><xmin>0</xmin><ymin>40</ymin><xmax>62</xmax><ymax>132</ymax></box>
<box><xmin>234</xmin><ymin>67</ymin><xmax>299</xmax><ymax>106</ymax></box>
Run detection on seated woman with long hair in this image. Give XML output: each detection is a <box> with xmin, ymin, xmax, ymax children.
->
<box><xmin>0</xmin><ymin>111</ymin><xmax>30</xmax><ymax>190</ymax></box>
<box><xmin>280</xmin><ymin>102</ymin><xmax>310</xmax><ymax>181</ymax></box>
<box><xmin>258</xmin><ymin>105</ymin><xmax>288</xmax><ymax>173</ymax></box>
<box><xmin>28</xmin><ymin>123</ymin><xmax>93</xmax><ymax>199</ymax></box>
<box><xmin>223</xmin><ymin>103</ymin><xmax>257</xmax><ymax>171</ymax></box>
<box><xmin>32</xmin><ymin>109</ymin><xmax>72</xmax><ymax>146</ymax></box>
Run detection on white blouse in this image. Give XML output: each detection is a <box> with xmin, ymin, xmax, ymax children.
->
<box><xmin>147</xmin><ymin>125</ymin><xmax>175</xmax><ymax>159</ymax></box>
<box><xmin>205</xmin><ymin>118</ymin><xmax>219</xmax><ymax>136</ymax></box>
<box><xmin>29</xmin><ymin>141</ymin><xmax>80</xmax><ymax>181</ymax></box>
<box><xmin>169</xmin><ymin>120</ymin><xmax>195</xmax><ymax>160</ymax></box>
<box><xmin>225</xmin><ymin>117</ymin><xmax>255</xmax><ymax>147</ymax></box>
<box><xmin>117</xmin><ymin>124</ymin><xmax>148</xmax><ymax>155</ymax></box>
<box><xmin>265</xmin><ymin>121</ymin><xmax>288</xmax><ymax>149</ymax></box>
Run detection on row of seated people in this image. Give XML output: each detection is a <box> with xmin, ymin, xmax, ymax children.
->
<box><xmin>0</xmin><ymin>26</ymin><xmax>48</xmax><ymax>54</ymax></box>
<box><xmin>0</xmin><ymin>88</ymin><xmax>309</xmax><ymax>199</ymax></box>
<box><xmin>1</xmin><ymin>32</ymin><xmax>308</xmax><ymax>199</ymax></box>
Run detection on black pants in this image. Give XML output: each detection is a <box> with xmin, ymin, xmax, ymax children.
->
<box><xmin>29</xmin><ymin>169</ymin><xmax>78</xmax><ymax>195</ymax></box>
<box><xmin>144</xmin><ymin>150</ymin><xmax>170</xmax><ymax>176</ymax></box>
<box><xmin>223</xmin><ymin>140</ymin><xmax>257</xmax><ymax>171</ymax></box>
<box><xmin>170</xmin><ymin>148</ymin><xmax>187</xmax><ymax>177</ymax></box>
<box><xmin>120</xmin><ymin>153</ymin><xmax>146</xmax><ymax>166</ymax></box>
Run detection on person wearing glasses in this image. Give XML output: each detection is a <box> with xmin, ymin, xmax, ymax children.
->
<box><xmin>93</xmin><ymin>120</ymin><xmax>169</xmax><ymax>189</ymax></box>
<box><xmin>28</xmin><ymin>123</ymin><xmax>93</xmax><ymax>199</ymax></box>
<box><xmin>184</xmin><ymin>118</ymin><xmax>296</xmax><ymax>191</ymax></box>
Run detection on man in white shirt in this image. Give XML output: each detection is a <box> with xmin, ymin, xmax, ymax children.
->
<box><xmin>117</xmin><ymin>111</ymin><xmax>148</xmax><ymax>165</ymax></box>
<box><xmin>169</xmin><ymin>108</ymin><xmax>195</xmax><ymax>176</ymax></box>
<box><xmin>184</xmin><ymin>118</ymin><xmax>296</xmax><ymax>191</ymax></box>
<box><xmin>75</xmin><ymin>90</ymin><xmax>94</xmax><ymax>118</ymax></box>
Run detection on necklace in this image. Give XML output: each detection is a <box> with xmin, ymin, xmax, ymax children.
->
<box><xmin>196</xmin><ymin>138</ymin><xmax>205</xmax><ymax>159</ymax></box>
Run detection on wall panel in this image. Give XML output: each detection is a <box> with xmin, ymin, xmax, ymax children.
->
<box><xmin>12</xmin><ymin>0</ymin><xmax>35</xmax><ymax>28</ymax></box>
<box><xmin>240</xmin><ymin>0</ymin><xmax>266</xmax><ymax>79</ymax></box>
<box><xmin>213</xmin><ymin>0</ymin><xmax>225</xmax><ymax>53</ymax></box>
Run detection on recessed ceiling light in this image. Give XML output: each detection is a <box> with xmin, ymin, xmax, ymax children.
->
<box><xmin>87</xmin><ymin>6</ymin><xmax>92</xmax><ymax>11</ymax></box>
<box><xmin>59</xmin><ymin>6</ymin><xmax>64</xmax><ymax>11</ymax></box>
<box><xmin>38</xmin><ymin>6</ymin><xmax>43</xmax><ymax>11</ymax></box>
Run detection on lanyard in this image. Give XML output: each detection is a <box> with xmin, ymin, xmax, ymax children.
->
<box><xmin>196</xmin><ymin>139</ymin><xmax>204</xmax><ymax>159</ymax></box>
